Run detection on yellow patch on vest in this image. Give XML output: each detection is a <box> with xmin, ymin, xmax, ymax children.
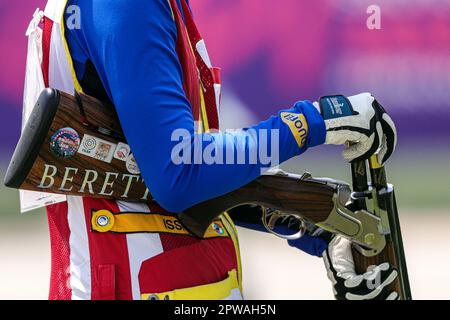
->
<box><xmin>281</xmin><ymin>112</ymin><xmax>309</xmax><ymax>148</ymax></box>
<box><xmin>91</xmin><ymin>209</ymin><xmax>230</xmax><ymax>239</ymax></box>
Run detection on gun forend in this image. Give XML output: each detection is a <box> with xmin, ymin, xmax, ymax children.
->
<box><xmin>178</xmin><ymin>171</ymin><xmax>386</xmax><ymax>255</ymax></box>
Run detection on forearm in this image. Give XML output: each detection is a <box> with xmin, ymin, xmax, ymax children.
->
<box><xmin>146</xmin><ymin>101</ymin><xmax>325</xmax><ymax>212</ymax></box>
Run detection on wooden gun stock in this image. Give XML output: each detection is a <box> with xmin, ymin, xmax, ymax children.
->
<box><xmin>179</xmin><ymin>173</ymin><xmax>336</xmax><ymax>237</ymax></box>
<box><xmin>4</xmin><ymin>89</ymin><xmax>151</xmax><ymax>202</ymax></box>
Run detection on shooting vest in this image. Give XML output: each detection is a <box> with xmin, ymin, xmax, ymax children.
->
<box><xmin>23</xmin><ymin>0</ymin><xmax>242</xmax><ymax>300</ymax></box>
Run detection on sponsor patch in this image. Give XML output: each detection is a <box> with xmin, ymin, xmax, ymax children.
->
<box><xmin>126</xmin><ymin>153</ymin><xmax>141</xmax><ymax>174</ymax></box>
<box><xmin>163</xmin><ymin>217</ymin><xmax>184</xmax><ymax>232</ymax></box>
<box><xmin>78</xmin><ymin>134</ymin><xmax>116</xmax><ymax>163</ymax></box>
<box><xmin>280</xmin><ymin>112</ymin><xmax>309</xmax><ymax>148</ymax></box>
<box><xmin>49</xmin><ymin>127</ymin><xmax>80</xmax><ymax>158</ymax></box>
<box><xmin>113</xmin><ymin>142</ymin><xmax>131</xmax><ymax>161</ymax></box>
<box><xmin>90</xmin><ymin>210</ymin><xmax>228</xmax><ymax>238</ymax></box>
<box><xmin>212</xmin><ymin>223</ymin><xmax>225</xmax><ymax>235</ymax></box>
<box><xmin>319</xmin><ymin>95</ymin><xmax>353</xmax><ymax>120</ymax></box>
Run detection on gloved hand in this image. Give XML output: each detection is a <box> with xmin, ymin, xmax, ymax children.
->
<box><xmin>313</xmin><ymin>93</ymin><xmax>397</xmax><ymax>164</ymax></box>
<box><xmin>323</xmin><ymin>235</ymin><xmax>399</xmax><ymax>300</ymax></box>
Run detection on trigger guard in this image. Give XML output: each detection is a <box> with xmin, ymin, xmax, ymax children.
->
<box><xmin>262</xmin><ymin>208</ymin><xmax>307</xmax><ymax>240</ymax></box>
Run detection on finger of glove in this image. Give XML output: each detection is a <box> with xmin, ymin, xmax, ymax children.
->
<box><xmin>345</xmin><ymin>122</ymin><xmax>383</xmax><ymax>163</ymax></box>
<box><xmin>341</xmin><ymin>134</ymin><xmax>371</xmax><ymax>162</ymax></box>
<box><xmin>326</xmin><ymin>236</ymin><xmax>357</xmax><ymax>280</ymax></box>
<box><xmin>377</xmin><ymin>113</ymin><xmax>397</xmax><ymax>164</ymax></box>
<box><xmin>344</xmin><ymin>265</ymin><xmax>398</xmax><ymax>300</ymax></box>
<box><xmin>325</xmin><ymin>129</ymin><xmax>363</xmax><ymax>145</ymax></box>
<box><xmin>364</xmin><ymin>288</ymin><xmax>399</xmax><ymax>300</ymax></box>
<box><xmin>323</xmin><ymin>250</ymin><xmax>339</xmax><ymax>285</ymax></box>
<box><xmin>385</xmin><ymin>291</ymin><xmax>400</xmax><ymax>300</ymax></box>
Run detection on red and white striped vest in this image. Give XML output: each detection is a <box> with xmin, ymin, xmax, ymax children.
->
<box><xmin>22</xmin><ymin>0</ymin><xmax>242</xmax><ymax>300</ymax></box>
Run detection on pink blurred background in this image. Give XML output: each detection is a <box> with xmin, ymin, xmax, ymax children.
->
<box><xmin>2</xmin><ymin>0</ymin><xmax>450</xmax><ymax>153</ymax></box>
<box><xmin>1</xmin><ymin>0</ymin><xmax>450</xmax><ymax>299</ymax></box>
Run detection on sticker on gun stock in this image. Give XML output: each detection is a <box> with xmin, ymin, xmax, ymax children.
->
<box><xmin>78</xmin><ymin>134</ymin><xmax>116</xmax><ymax>163</ymax></box>
<box><xmin>113</xmin><ymin>142</ymin><xmax>131</xmax><ymax>161</ymax></box>
<box><xmin>126</xmin><ymin>153</ymin><xmax>141</xmax><ymax>174</ymax></box>
<box><xmin>50</xmin><ymin>127</ymin><xmax>80</xmax><ymax>159</ymax></box>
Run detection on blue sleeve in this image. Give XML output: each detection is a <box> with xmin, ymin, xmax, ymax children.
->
<box><xmin>65</xmin><ymin>0</ymin><xmax>326</xmax><ymax>212</ymax></box>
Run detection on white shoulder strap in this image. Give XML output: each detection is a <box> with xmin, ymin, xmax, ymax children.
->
<box><xmin>19</xmin><ymin>3</ymin><xmax>69</xmax><ymax>212</ymax></box>
<box><xmin>44</xmin><ymin>0</ymin><xmax>67</xmax><ymax>23</ymax></box>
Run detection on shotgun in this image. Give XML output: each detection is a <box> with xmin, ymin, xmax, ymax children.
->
<box><xmin>4</xmin><ymin>89</ymin><xmax>411</xmax><ymax>298</ymax></box>
<box><xmin>179</xmin><ymin>162</ymin><xmax>412</xmax><ymax>299</ymax></box>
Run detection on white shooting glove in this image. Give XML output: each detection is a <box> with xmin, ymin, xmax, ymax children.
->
<box><xmin>313</xmin><ymin>93</ymin><xmax>397</xmax><ymax>164</ymax></box>
<box><xmin>323</xmin><ymin>236</ymin><xmax>399</xmax><ymax>300</ymax></box>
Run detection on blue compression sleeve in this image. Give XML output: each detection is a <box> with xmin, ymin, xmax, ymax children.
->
<box><xmin>64</xmin><ymin>0</ymin><xmax>326</xmax><ymax>212</ymax></box>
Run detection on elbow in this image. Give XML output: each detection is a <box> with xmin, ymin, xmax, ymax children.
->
<box><xmin>146</xmin><ymin>169</ymin><xmax>194</xmax><ymax>213</ymax></box>
<box><xmin>151</xmin><ymin>187</ymin><xmax>191</xmax><ymax>213</ymax></box>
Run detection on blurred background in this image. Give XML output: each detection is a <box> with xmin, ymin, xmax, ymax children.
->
<box><xmin>1</xmin><ymin>0</ymin><xmax>449</xmax><ymax>299</ymax></box>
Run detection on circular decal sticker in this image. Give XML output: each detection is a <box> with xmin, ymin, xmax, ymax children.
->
<box><xmin>212</xmin><ymin>223</ymin><xmax>225</xmax><ymax>235</ymax></box>
<box><xmin>114</xmin><ymin>143</ymin><xmax>130</xmax><ymax>161</ymax></box>
<box><xmin>126</xmin><ymin>153</ymin><xmax>141</xmax><ymax>174</ymax></box>
<box><xmin>115</xmin><ymin>147</ymin><xmax>128</xmax><ymax>160</ymax></box>
<box><xmin>82</xmin><ymin>136</ymin><xmax>97</xmax><ymax>151</ymax></box>
<box><xmin>49</xmin><ymin>127</ymin><xmax>80</xmax><ymax>158</ymax></box>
